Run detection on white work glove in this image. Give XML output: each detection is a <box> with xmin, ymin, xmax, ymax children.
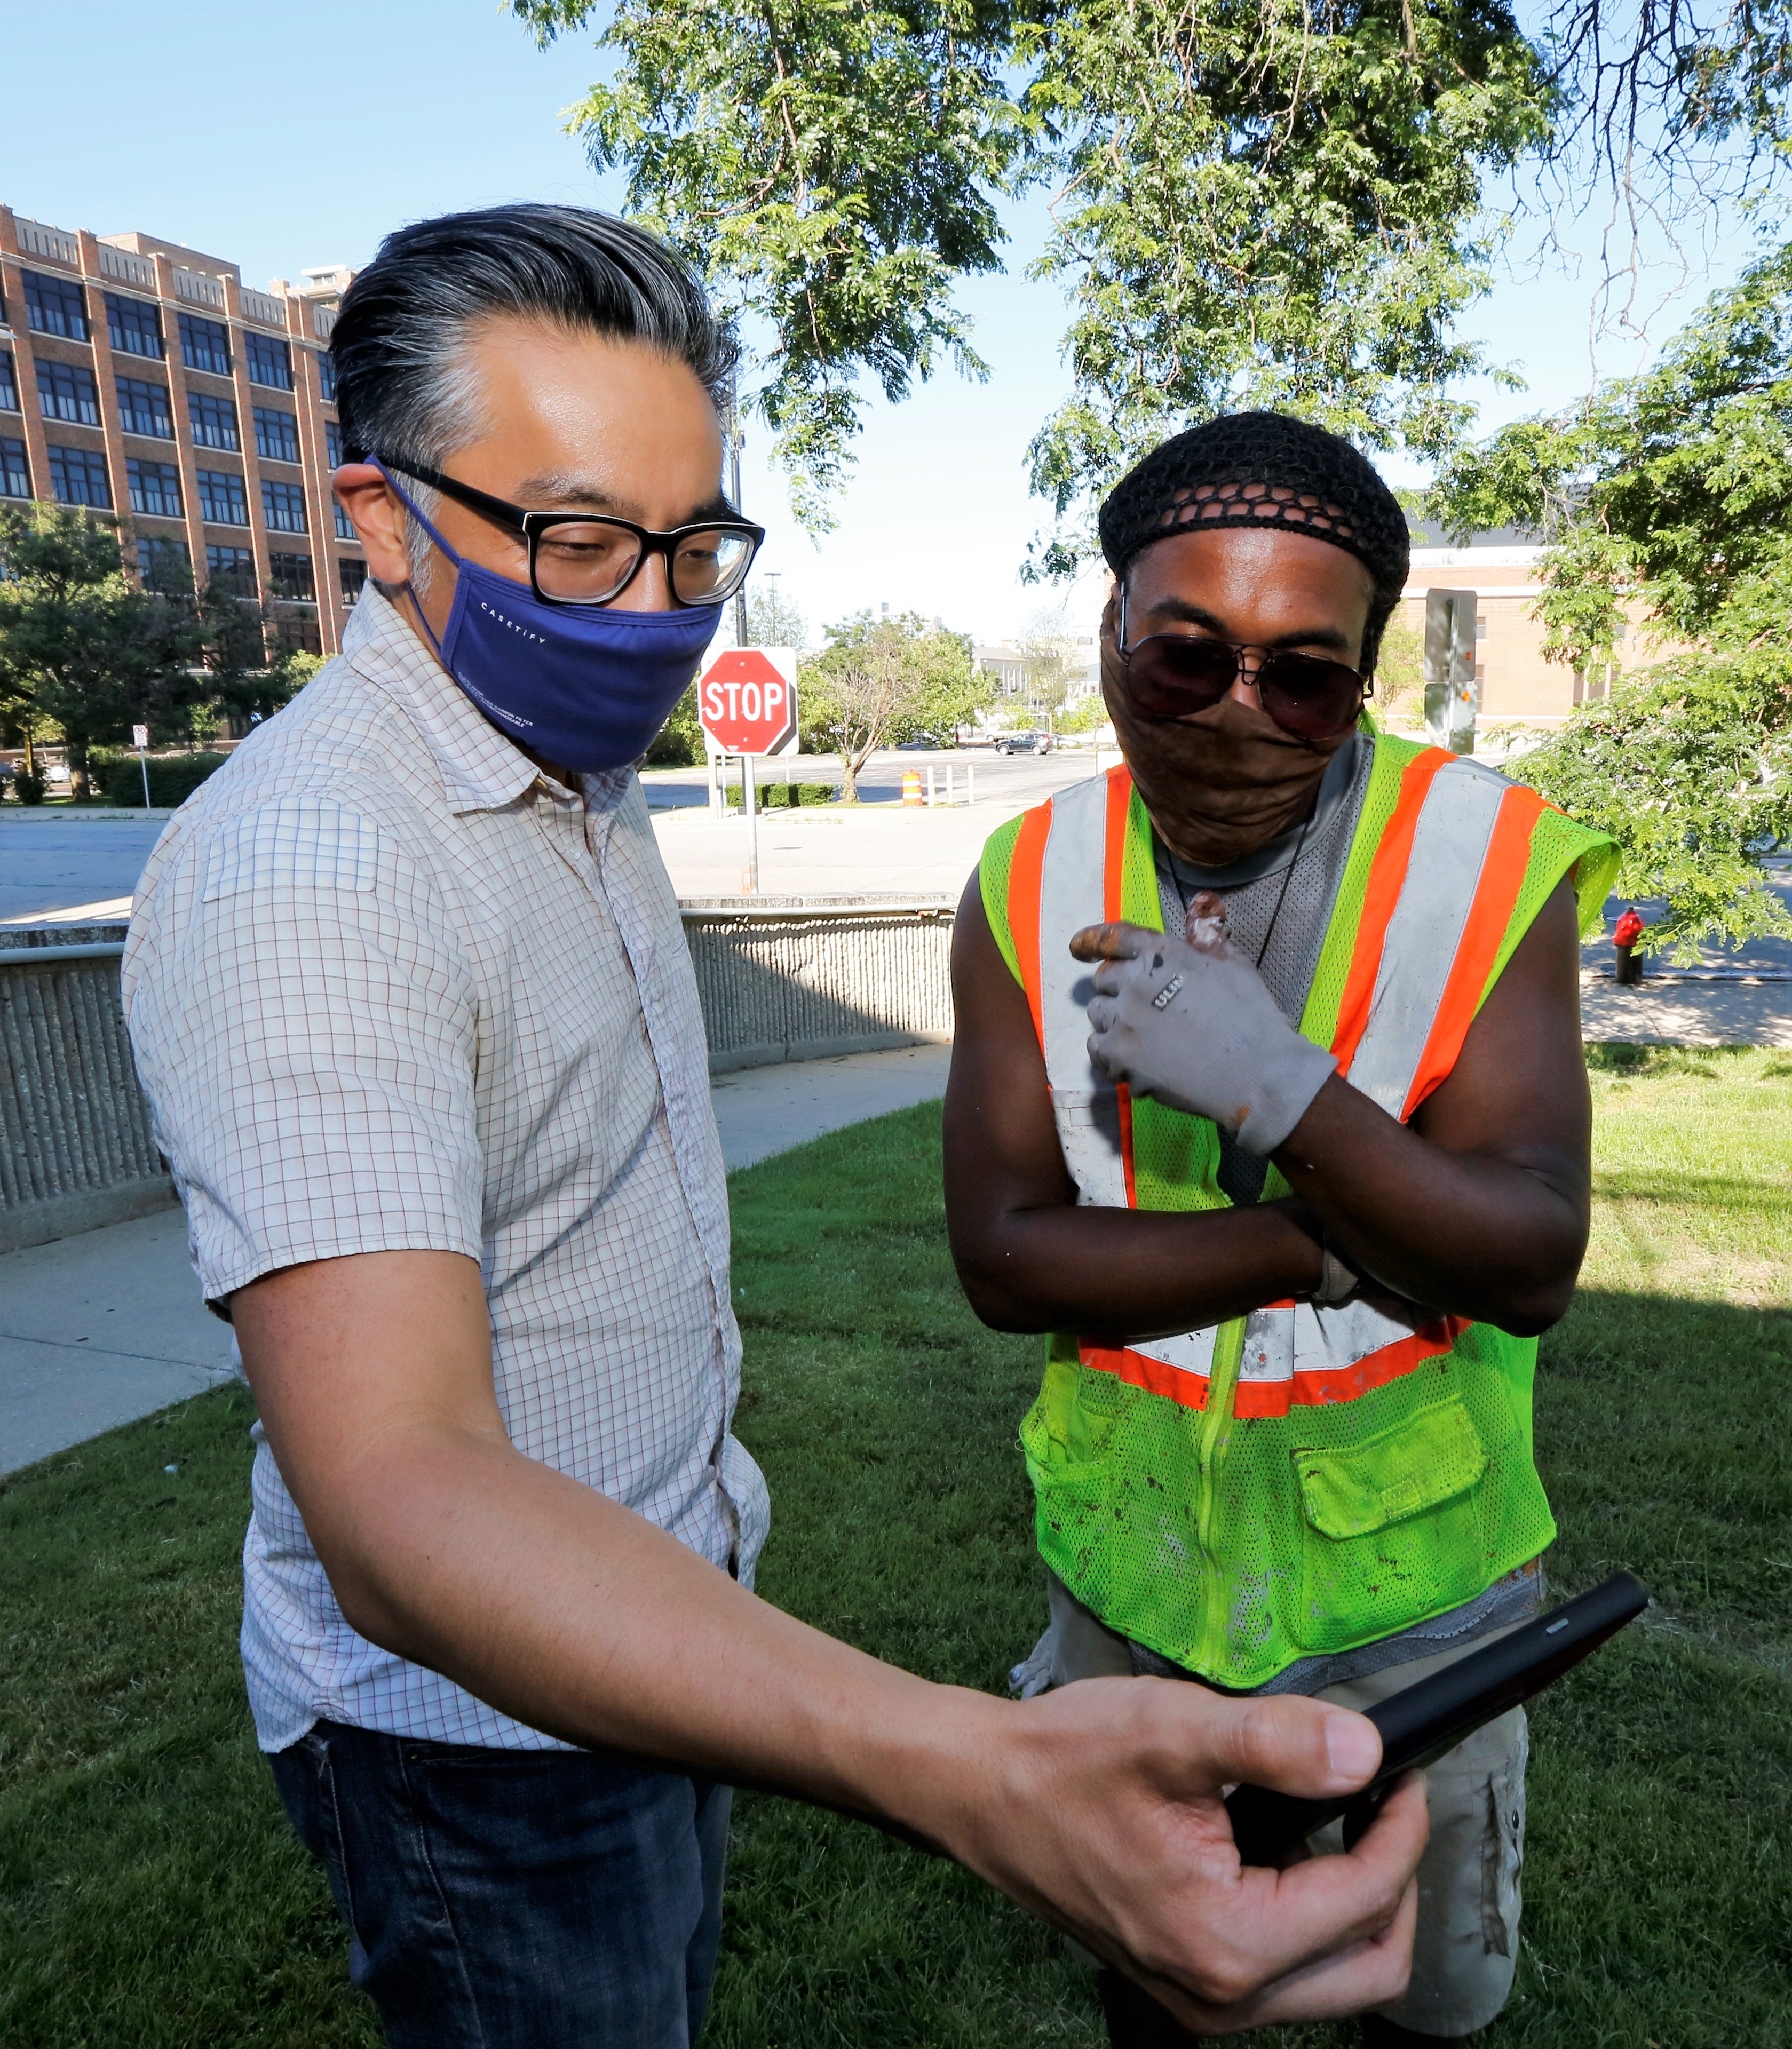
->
<box><xmin>1073</xmin><ymin>899</ymin><xmax>1337</xmax><ymax>1157</ymax></box>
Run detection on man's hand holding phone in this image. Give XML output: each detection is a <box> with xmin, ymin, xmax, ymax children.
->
<box><xmin>925</xmin><ymin>1677</ymin><xmax>1428</xmax><ymax>2036</ymax></box>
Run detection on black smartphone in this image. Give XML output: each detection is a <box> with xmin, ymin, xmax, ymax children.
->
<box><xmin>1224</xmin><ymin>1571</ymin><xmax>1650</xmax><ymax>1867</ymax></box>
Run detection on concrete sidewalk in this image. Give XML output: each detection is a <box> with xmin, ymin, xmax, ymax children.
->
<box><xmin>0</xmin><ymin>1043</ymin><xmax>951</xmax><ymax>1476</ymax></box>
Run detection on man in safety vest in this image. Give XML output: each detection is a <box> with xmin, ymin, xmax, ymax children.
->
<box><xmin>945</xmin><ymin>413</ymin><xmax>1618</xmax><ymax>2047</ymax></box>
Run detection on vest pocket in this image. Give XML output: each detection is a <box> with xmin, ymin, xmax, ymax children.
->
<box><xmin>1289</xmin><ymin>1394</ymin><xmax>1491</xmax><ymax>1652</ymax></box>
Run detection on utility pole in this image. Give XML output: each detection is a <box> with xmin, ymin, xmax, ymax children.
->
<box><xmin>727</xmin><ymin>375</ymin><xmax>748</xmax><ymax>650</ymax></box>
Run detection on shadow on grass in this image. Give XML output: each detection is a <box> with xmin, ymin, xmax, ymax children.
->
<box><xmin>3</xmin><ymin>1105</ymin><xmax>1790</xmax><ymax>2045</ymax></box>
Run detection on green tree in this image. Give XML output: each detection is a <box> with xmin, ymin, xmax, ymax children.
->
<box><xmin>514</xmin><ymin>0</ymin><xmax>1548</xmax><ymax>549</ymax></box>
<box><xmin>1429</xmin><ymin>241</ymin><xmax>1792</xmax><ymax>955</ymax></box>
<box><xmin>746</xmin><ymin>582</ymin><xmax>808</xmax><ymax>650</ymax></box>
<box><xmin>802</xmin><ymin>611</ymin><xmax>990</xmax><ymax>797</ymax></box>
<box><xmin>1015</xmin><ymin>605</ymin><xmax>1079</xmax><ymax>729</ymax></box>
<box><xmin>513</xmin><ymin>0</ymin><xmax>1019</xmax><ymax>531</ymax></box>
<box><xmin>0</xmin><ymin>507</ymin><xmax>204</xmax><ymax>798</ymax></box>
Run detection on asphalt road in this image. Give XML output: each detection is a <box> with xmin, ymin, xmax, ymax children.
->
<box><xmin>0</xmin><ymin>747</ymin><xmax>1104</xmax><ymax>924</ymax></box>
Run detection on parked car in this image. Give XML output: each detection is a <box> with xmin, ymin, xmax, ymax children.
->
<box><xmin>997</xmin><ymin>730</ymin><xmax>1053</xmax><ymax>755</ymax></box>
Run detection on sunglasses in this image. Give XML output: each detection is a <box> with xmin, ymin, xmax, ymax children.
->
<box><xmin>1115</xmin><ymin>591</ymin><xmax>1370</xmax><ymax>742</ymax></box>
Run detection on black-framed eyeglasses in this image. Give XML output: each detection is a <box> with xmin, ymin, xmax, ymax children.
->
<box><xmin>1115</xmin><ymin>587</ymin><xmax>1370</xmax><ymax>743</ymax></box>
<box><xmin>383</xmin><ymin>457</ymin><xmax>764</xmax><ymax>610</ymax></box>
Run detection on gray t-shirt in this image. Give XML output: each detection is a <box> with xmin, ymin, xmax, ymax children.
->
<box><xmin>1155</xmin><ymin>734</ymin><xmax>1371</xmax><ymax>1205</ymax></box>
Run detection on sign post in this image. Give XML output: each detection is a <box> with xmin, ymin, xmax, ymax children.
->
<box><xmin>131</xmin><ymin>725</ymin><xmax>150</xmax><ymax>809</ymax></box>
<box><xmin>695</xmin><ymin>648</ymin><xmax>799</xmax><ymax>895</ymax></box>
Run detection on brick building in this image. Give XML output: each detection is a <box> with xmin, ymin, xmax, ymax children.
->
<box><xmin>1398</xmin><ymin>525</ymin><xmax>1643</xmax><ymax>735</ymax></box>
<box><xmin>0</xmin><ymin>204</ymin><xmax>363</xmax><ymax>658</ymax></box>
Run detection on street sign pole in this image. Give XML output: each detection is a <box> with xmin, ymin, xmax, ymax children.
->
<box><xmin>132</xmin><ymin>724</ymin><xmax>150</xmax><ymax>808</ymax></box>
<box><xmin>743</xmin><ymin>754</ymin><xmax>758</xmax><ymax>893</ymax></box>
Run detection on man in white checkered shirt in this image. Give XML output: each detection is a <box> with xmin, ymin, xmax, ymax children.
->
<box><xmin>121</xmin><ymin>205</ymin><xmax>1426</xmax><ymax>2047</ymax></box>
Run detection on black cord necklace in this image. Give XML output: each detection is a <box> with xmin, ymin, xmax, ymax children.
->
<box><xmin>1252</xmin><ymin>805</ymin><xmax>1317</xmax><ymax>971</ymax></box>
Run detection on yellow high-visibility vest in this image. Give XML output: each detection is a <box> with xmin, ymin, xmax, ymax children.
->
<box><xmin>979</xmin><ymin>735</ymin><xmax>1619</xmax><ymax>1687</ymax></box>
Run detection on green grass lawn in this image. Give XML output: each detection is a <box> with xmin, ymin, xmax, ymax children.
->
<box><xmin>4</xmin><ymin>1045</ymin><xmax>1791</xmax><ymax>2046</ymax></box>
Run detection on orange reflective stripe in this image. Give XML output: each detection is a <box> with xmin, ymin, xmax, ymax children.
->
<box><xmin>1103</xmin><ymin>764</ymin><xmax>1132</xmax><ymax>925</ymax></box>
<box><xmin>1332</xmin><ymin>746</ymin><xmax>1452</xmax><ymax>1073</ymax></box>
<box><xmin>1081</xmin><ymin>1319</ymin><xmax>1463</xmax><ymax>1418</ymax></box>
<box><xmin>1401</xmin><ymin>785</ymin><xmax>1545</xmax><ymax>1119</ymax></box>
<box><xmin>1080</xmin><ymin>1341</ymin><xmax>1211</xmax><ymax>1410</ymax></box>
<box><xmin>1235</xmin><ymin>1318</ymin><xmax>1466</xmax><ymax>1417</ymax></box>
<box><xmin>1008</xmin><ymin>801</ymin><xmax>1051</xmax><ymax>1044</ymax></box>
<box><xmin>1117</xmin><ymin>1083</ymin><xmax>1138</xmax><ymax>1208</ymax></box>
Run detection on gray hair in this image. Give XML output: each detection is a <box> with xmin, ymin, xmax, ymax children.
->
<box><xmin>329</xmin><ymin>203</ymin><xmax>737</xmax><ymax>593</ymax></box>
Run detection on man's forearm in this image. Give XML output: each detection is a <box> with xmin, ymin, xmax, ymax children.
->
<box><xmin>951</xmin><ymin>1196</ymin><xmax>1325</xmax><ymax>1337</ymax></box>
<box><xmin>1273</xmin><ymin>1075</ymin><xmax>1588</xmax><ymax>1332</ymax></box>
<box><xmin>312</xmin><ymin>1417</ymin><xmax>1000</xmax><ymax>1842</ymax></box>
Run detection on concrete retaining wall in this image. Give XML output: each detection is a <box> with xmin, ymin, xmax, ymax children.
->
<box><xmin>0</xmin><ymin>926</ymin><xmax>173</xmax><ymax>1254</ymax></box>
<box><xmin>0</xmin><ymin>896</ymin><xmax>958</xmax><ymax>1251</ymax></box>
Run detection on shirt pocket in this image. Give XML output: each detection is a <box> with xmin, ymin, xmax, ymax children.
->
<box><xmin>1290</xmin><ymin>1394</ymin><xmax>1492</xmax><ymax>1652</ymax></box>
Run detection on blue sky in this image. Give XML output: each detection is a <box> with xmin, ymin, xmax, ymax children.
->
<box><xmin>3</xmin><ymin>0</ymin><xmax>1766</xmax><ymax>644</ymax></box>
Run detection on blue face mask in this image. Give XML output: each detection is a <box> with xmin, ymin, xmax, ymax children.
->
<box><xmin>379</xmin><ymin>466</ymin><xmax>721</xmax><ymax>775</ymax></box>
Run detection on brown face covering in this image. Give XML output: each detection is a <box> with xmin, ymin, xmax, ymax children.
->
<box><xmin>1100</xmin><ymin>608</ymin><xmax>1354</xmax><ymax>868</ymax></box>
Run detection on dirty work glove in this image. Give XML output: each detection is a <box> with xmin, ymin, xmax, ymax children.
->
<box><xmin>1072</xmin><ymin>901</ymin><xmax>1337</xmax><ymax>1156</ymax></box>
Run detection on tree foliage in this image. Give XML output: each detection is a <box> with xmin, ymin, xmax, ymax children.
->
<box><xmin>800</xmin><ymin>611</ymin><xmax>989</xmax><ymax>794</ymax></box>
<box><xmin>515</xmin><ymin>0</ymin><xmax>1550</xmax><ymax>545</ymax></box>
<box><xmin>1430</xmin><ymin>241</ymin><xmax>1792</xmax><ymax>954</ymax></box>
<box><xmin>1020</xmin><ymin>0</ymin><xmax>1551</xmax><ymax>571</ymax></box>
<box><xmin>0</xmin><ymin>507</ymin><xmax>308</xmax><ymax>797</ymax></box>
<box><xmin>513</xmin><ymin>0</ymin><xmax>1020</xmax><ymax>530</ymax></box>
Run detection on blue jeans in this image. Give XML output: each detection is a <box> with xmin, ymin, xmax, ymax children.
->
<box><xmin>268</xmin><ymin>1720</ymin><xmax>731</xmax><ymax>2048</ymax></box>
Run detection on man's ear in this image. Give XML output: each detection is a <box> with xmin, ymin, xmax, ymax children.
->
<box><xmin>333</xmin><ymin>465</ymin><xmax>414</xmax><ymax>587</ymax></box>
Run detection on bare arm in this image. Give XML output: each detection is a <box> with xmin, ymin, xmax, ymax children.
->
<box><xmin>233</xmin><ymin>1247</ymin><xmax>1428</xmax><ymax>2032</ymax></box>
<box><xmin>1271</xmin><ymin>879</ymin><xmax>1591</xmax><ymax>1332</ymax></box>
<box><xmin>947</xmin><ymin>873</ymin><xmax>1590</xmax><ymax>1339</ymax></box>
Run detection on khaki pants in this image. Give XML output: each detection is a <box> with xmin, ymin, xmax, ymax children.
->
<box><xmin>1041</xmin><ymin>1577</ymin><xmax>1527</xmax><ymax>2038</ymax></box>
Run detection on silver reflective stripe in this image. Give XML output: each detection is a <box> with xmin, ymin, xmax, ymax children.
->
<box><xmin>1349</xmin><ymin>758</ymin><xmax>1510</xmax><ymax>1118</ymax></box>
<box><xmin>1038</xmin><ymin>775</ymin><xmax>1128</xmax><ymax>1209</ymax></box>
<box><xmin>1126</xmin><ymin>1325</ymin><xmax>1224</xmax><ymax>1381</ymax></box>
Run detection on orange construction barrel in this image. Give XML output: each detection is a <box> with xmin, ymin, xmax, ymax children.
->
<box><xmin>902</xmin><ymin>769</ymin><xmax>924</xmax><ymax>807</ymax></box>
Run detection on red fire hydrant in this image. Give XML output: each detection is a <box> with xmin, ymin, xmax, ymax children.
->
<box><xmin>1613</xmin><ymin>906</ymin><xmax>1645</xmax><ymax>985</ymax></box>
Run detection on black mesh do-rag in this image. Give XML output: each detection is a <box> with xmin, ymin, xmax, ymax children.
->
<box><xmin>1098</xmin><ymin>412</ymin><xmax>1411</xmax><ymax>672</ymax></box>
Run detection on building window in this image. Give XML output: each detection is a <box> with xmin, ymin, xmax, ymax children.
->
<box><xmin>0</xmin><ymin>438</ymin><xmax>28</xmax><ymax>499</ymax></box>
<box><xmin>318</xmin><ymin>352</ymin><xmax>337</xmax><ymax>401</ymax></box>
<box><xmin>0</xmin><ymin>352</ymin><xmax>16</xmax><ymax>413</ymax></box>
<box><xmin>188</xmin><ymin>392</ymin><xmax>239</xmax><ymax>452</ymax></box>
<box><xmin>106</xmin><ymin>294</ymin><xmax>164</xmax><ymax>359</ymax></box>
<box><xmin>245</xmin><ymin>333</ymin><xmax>292</xmax><ymax>390</ymax></box>
<box><xmin>179</xmin><ymin>312</ymin><xmax>231</xmax><ymax>376</ymax></box>
<box><xmin>275</xmin><ymin>617</ymin><xmax>323</xmax><ymax>656</ymax></box>
<box><xmin>268</xmin><ymin>549</ymin><xmax>315</xmax><ymax>600</ymax></box>
<box><xmin>339</xmin><ymin>555</ymin><xmax>368</xmax><ymax>606</ymax></box>
<box><xmin>128</xmin><ymin>457</ymin><xmax>183</xmax><ymax>519</ymax></box>
<box><xmin>118</xmin><ymin>377</ymin><xmax>174</xmax><ymax>439</ymax></box>
<box><xmin>47</xmin><ymin>445</ymin><xmax>111</xmax><ymax>509</ymax></box>
<box><xmin>37</xmin><ymin>359</ymin><xmax>101</xmax><ymax>426</ymax></box>
<box><xmin>334</xmin><ymin>501</ymin><xmax>356</xmax><ymax>541</ymax></box>
<box><xmin>196</xmin><ymin>468</ymin><xmax>249</xmax><ymax>525</ymax></box>
<box><xmin>254</xmin><ymin>407</ymin><xmax>299</xmax><ymax>463</ymax></box>
<box><xmin>23</xmin><ymin>270</ymin><xmax>88</xmax><ymax>340</ymax></box>
<box><xmin>325</xmin><ymin>421</ymin><xmax>343</xmax><ymax>467</ymax></box>
<box><xmin>262</xmin><ymin>479</ymin><xmax>307</xmax><ymax>533</ymax></box>
<box><xmin>137</xmin><ymin>535</ymin><xmax>191</xmax><ymax>588</ymax></box>
<box><xmin>205</xmin><ymin>544</ymin><xmax>257</xmax><ymax>594</ymax></box>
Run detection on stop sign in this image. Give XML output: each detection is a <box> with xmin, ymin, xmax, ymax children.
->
<box><xmin>697</xmin><ymin>648</ymin><xmax>798</xmax><ymax>755</ymax></box>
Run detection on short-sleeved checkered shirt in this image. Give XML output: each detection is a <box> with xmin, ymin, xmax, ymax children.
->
<box><xmin>122</xmin><ymin>586</ymin><xmax>768</xmax><ymax>1753</ymax></box>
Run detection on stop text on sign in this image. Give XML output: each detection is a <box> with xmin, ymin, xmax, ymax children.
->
<box><xmin>697</xmin><ymin>647</ymin><xmax>798</xmax><ymax>756</ymax></box>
